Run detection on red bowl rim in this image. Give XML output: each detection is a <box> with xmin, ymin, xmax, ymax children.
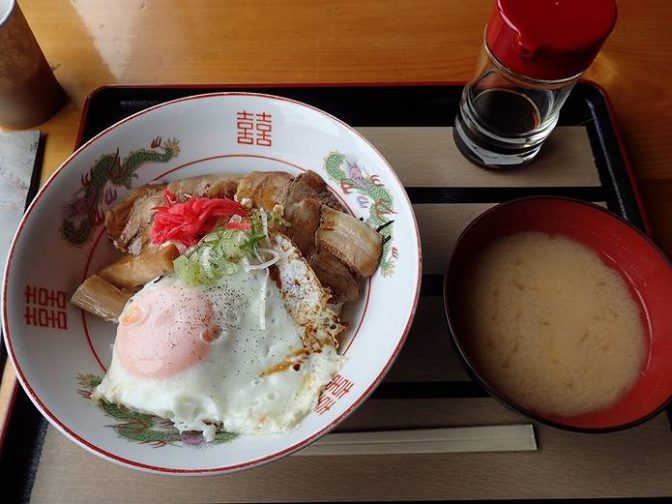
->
<box><xmin>442</xmin><ymin>195</ymin><xmax>672</xmax><ymax>433</ymax></box>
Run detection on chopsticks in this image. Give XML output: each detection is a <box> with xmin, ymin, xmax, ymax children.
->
<box><xmin>294</xmin><ymin>424</ymin><xmax>536</xmax><ymax>456</ymax></box>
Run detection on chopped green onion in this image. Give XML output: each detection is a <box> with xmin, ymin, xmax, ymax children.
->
<box><xmin>269</xmin><ymin>211</ymin><xmax>291</xmax><ymax>228</ymax></box>
<box><xmin>174</xmin><ymin>256</ymin><xmax>203</xmax><ymax>287</ymax></box>
<box><xmin>241</xmin><ymin>233</ymin><xmax>266</xmax><ymax>253</ymax></box>
<box><xmin>173</xmin><ymin>213</ymin><xmax>281</xmax><ymax>287</ymax></box>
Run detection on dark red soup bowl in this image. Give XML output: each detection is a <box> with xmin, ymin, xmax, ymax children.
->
<box><xmin>444</xmin><ymin>197</ymin><xmax>672</xmax><ymax>432</ymax></box>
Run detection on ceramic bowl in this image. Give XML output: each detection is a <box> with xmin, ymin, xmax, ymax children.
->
<box><xmin>2</xmin><ymin>93</ymin><xmax>421</xmax><ymax>474</ymax></box>
<box><xmin>444</xmin><ymin>197</ymin><xmax>672</xmax><ymax>431</ymax></box>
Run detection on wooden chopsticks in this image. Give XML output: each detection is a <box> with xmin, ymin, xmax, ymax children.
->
<box><xmin>294</xmin><ymin>424</ymin><xmax>536</xmax><ymax>456</ymax></box>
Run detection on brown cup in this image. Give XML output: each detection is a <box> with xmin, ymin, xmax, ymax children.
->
<box><xmin>0</xmin><ymin>0</ymin><xmax>65</xmax><ymax>129</ymax></box>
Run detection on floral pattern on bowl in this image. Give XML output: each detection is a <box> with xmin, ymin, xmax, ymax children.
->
<box><xmin>324</xmin><ymin>151</ymin><xmax>398</xmax><ymax>276</ymax></box>
<box><xmin>77</xmin><ymin>374</ymin><xmax>237</xmax><ymax>448</ymax></box>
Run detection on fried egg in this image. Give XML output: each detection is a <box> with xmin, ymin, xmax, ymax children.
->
<box><xmin>93</xmin><ymin>235</ymin><xmax>344</xmax><ymax>440</ymax></box>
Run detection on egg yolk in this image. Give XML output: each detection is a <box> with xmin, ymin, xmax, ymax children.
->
<box><xmin>116</xmin><ymin>284</ymin><xmax>217</xmax><ymax>378</ymax></box>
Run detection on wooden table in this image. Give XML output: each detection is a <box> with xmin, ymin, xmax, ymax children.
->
<box><xmin>17</xmin><ymin>0</ymin><xmax>672</xmax><ymax>257</ymax></box>
<box><xmin>2</xmin><ymin>0</ymin><xmax>672</xmax><ymax>500</ymax></box>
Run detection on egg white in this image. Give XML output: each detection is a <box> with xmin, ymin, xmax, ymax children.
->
<box><xmin>93</xmin><ymin>269</ymin><xmax>343</xmax><ymax>441</ymax></box>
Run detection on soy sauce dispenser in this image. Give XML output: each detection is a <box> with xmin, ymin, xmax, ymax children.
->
<box><xmin>454</xmin><ymin>0</ymin><xmax>617</xmax><ymax>168</ymax></box>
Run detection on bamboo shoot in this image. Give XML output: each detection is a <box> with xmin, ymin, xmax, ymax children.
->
<box><xmin>71</xmin><ymin>275</ymin><xmax>132</xmax><ymax>322</ymax></box>
<box><xmin>98</xmin><ymin>243</ymin><xmax>179</xmax><ymax>289</ymax></box>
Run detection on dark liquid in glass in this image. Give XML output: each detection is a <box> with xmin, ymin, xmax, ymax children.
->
<box><xmin>473</xmin><ymin>89</ymin><xmax>541</xmax><ymax>136</ymax></box>
<box><xmin>453</xmin><ymin>88</ymin><xmax>544</xmax><ymax>168</ymax></box>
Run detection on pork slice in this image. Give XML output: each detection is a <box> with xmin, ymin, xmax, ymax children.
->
<box><xmin>235</xmin><ymin>171</ymin><xmax>293</xmax><ymax>210</ymax></box>
<box><xmin>166</xmin><ymin>174</ymin><xmax>241</xmax><ymax>200</ymax></box>
<box><xmin>285</xmin><ymin>170</ymin><xmax>345</xmax><ymax>212</ymax></box>
<box><xmin>316</xmin><ymin>206</ymin><xmax>383</xmax><ymax>278</ymax></box>
<box><xmin>271</xmin><ymin>233</ymin><xmax>345</xmax><ymax>351</ymax></box>
<box><xmin>283</xmin><ymin>197</ymin><xmax>322</xmax><ymax>254</ymax></box>
<box><xmin>308</xmin><ymin>248</ymin><xmax>361</xmax><ymax>303</ymax></box>
<box><xmin>105</xmin><ymin>184</ymin><xmax>165</xmax><ymax>254</ymax></box>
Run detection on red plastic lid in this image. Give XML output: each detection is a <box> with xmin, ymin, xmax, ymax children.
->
<box><xmin>485</xmin><ymin>0</ymin><xmax>617</xmax><ymax>81</ymax></box>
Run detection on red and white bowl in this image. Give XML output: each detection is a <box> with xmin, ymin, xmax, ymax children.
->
<box><xmin>444</xmin><ymin>197</ymin><xmax>672</xmax><ymax>432</ymax></box>
<box><xmin>1</xmin><ymin>93</ymin><xmax>421</xmax><ymax>474</ymax></box>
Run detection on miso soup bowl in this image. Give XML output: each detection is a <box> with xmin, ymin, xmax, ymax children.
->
<box><xmin>444</xmin><ymin>197</ymin><xmax>672</xmax><ymax>432</ymax></box>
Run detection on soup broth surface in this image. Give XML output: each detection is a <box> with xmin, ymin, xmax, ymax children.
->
<box><xmin>464</xmin><ymin>231</ymin><xmax>646</xmax><ymax>417</ymax></box>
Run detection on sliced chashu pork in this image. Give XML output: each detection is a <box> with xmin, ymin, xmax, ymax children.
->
<box><xmin>166</xmin><ymin>174</ymin><xmax>241</xmax><ymax>201</ymax></box>
<box><xmin>271</xmin><ymin>233</ymin><xmax>346</xmax><ymax>351</ymax></box>
<box><xmin>236</xmin><ymin>171</ymin><xmax>382</xmax><ymax>302</ymax></box>
<box><xmin>235</xmin><ymin>170</ymin><xmax>345</xmax><ymax>213</ymax></box>
<box><xmin>105</xmin><ymin>174</ymin><xmax>241</xmax><ymax>254</ymax></box>
<box><xmin>104</xmin><ymin>170</ymin><xmax>383</xmax><ymax>303</ymax></box>
<box><xmin>105</xmin><ymin>184</ymin><xmax>165</xmax><ymax>254</ymax></box>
